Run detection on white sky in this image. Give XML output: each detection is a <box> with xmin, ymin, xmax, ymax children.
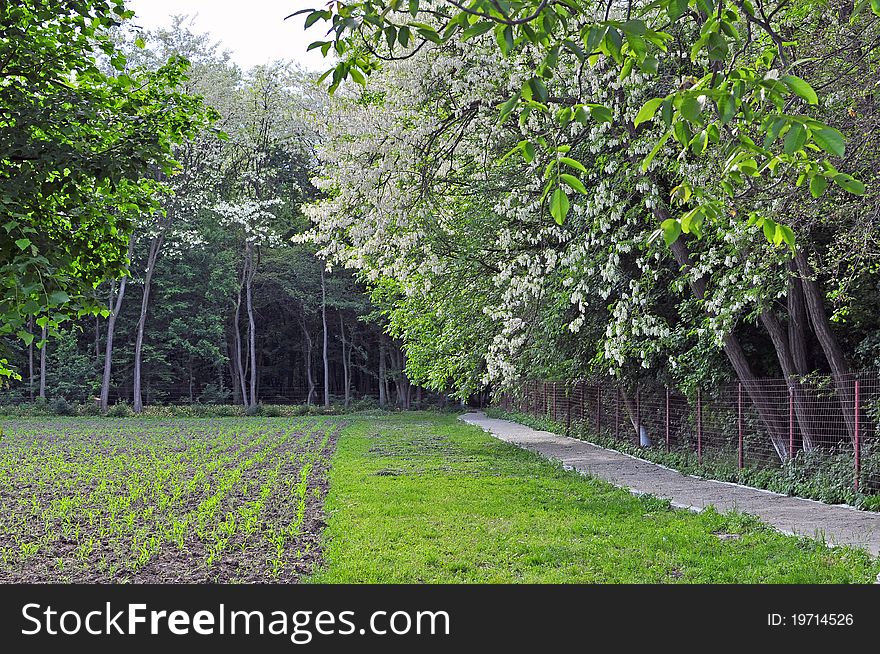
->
<box><xmin>126</xmin><ymin>0</ymin><xmax>331</xmax><ymax>71</ymax></box>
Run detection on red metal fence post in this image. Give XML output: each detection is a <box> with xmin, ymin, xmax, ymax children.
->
<box><xmin>737</xmin><ymin>382</ymin><xmax>743</xmax><ymax>470</ymax></box>
<box><xmin>566</xmin><ymin>384</ymin><xmax>571</xmax><ymax>436</ymax></box>
<box><xmin>696</xmin><ymin>388</ymin><xmax>702</xmax><ymax>465</ymax></box>
<box><xmin>615</xmin><ymin>386</ymin><xmax>620</xmax><ymax>440</ymax></box>
<box><xmin>788</xmin><ymin>385</ymin><xmax>795</xmax><ymax>461</ymax></box>
<box><xmin>552</xmin><ymin>383</ymin><xmax>557</xmax><ymax>423</ymax></box>
<box><xmin>636</xmin><ymin>386</ymin><xmax>641</xmax><ymax>447</ymax></box>
<box><xmin>855</xmin><ymin>379</ymin><xmax>861</xmax><ymax>494</ymax></box>
<box><xmin>665</xmin><ymin>387</ymin><xmax>670</xmax><ymax>453</ymax></box>
<box><xmin>579</xmin><ymin>381</ymin><xmax>584</xmax><ymax>425</ymax></box>
<box><xmin>596</xmin><ymin>386</ymin><xmax>602</xmax><ymax>436</ymax></box>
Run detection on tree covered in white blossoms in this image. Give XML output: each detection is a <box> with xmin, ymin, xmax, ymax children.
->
<box><xmin>300</xmin><ymin>0</ymin><xmax>880</xmax><ymax>461</ymax></box>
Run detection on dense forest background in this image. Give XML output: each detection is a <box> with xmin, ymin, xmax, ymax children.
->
<box><xmin>0</xmin><ymin>16</ymin><xmax>420</xmax><ymax>411</ymax></box>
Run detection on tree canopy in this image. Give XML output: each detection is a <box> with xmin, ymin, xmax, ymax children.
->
<box><xmin>0</xmin><ymin>0</ymin><xmax>215</xmax><ymax>377</ymax></box>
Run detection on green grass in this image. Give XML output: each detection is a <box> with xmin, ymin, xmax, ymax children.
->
<box><xmin>309</xmin><ymin>412</ymin><xmax>880</xmax><ymax>583</ymax></box>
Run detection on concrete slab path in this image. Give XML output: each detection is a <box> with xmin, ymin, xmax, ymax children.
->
<box><xmin>460</xmin><ymin>411</ymin><xmax>880</xmax><ymax>556</ymax></box>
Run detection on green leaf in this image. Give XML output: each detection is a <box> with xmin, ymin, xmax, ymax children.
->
<box><xmin>560</xmin><ymin>156</ymin><xmax>587</xmax><ymax>173</ymax></box>
<box><xmin>499</xmin><ymin>94</ymin><xmax>520</xmax><ymax>121</ymax></box>
<box><xmin>642</xmin><ymin>131</ymin><xmax>672</xmax><ymax>172</ymax></box>
<box><xmin>873</xmin><ymin>0</ymin><xmax>880</xmax><ymax>17</ymax></box>
<box><xmin>680</xmin><ymin>96</ymin><xmax>702</xmax><ymax>123</ymax></box>
<box><xmin>813</xmin><ymin>127</ymin><xmax>846</xmax><ymax>158</ymax></box>
<box><xmin>779</xmin><ymin>224</ymin><xmax>796</xmax><ymax>249</ymax></box>
<box><xmin>550</xmin><ymin>187</ymin><xmax>570</xmax><ymax>225</ymax></box>
<box><xmin>635</xmin><ymin>97</ymin><xmax>664</xmax><ymax>128</ymax></box>
<box><xmin>707</xmin><ymin>32</ymin><xmax>729</xmax><ymax>61</ymax></box>
<box><xmin>15</xmin><ymin>238</ymin><xmax>31</xmax><ymax>250</ymax></box>
<box><xmin>783</xmin><ymin>123</ymin><xmax>806</xmax><ymax>154</ymax></box>
<box><xmin>717</xmin><ymin>94</ymin><xmax>736</xmax><ymax>124</ymax></box>
<box><xmin>589</xmin><ymin>105</ymin><xmax>613</xmax><ymax>123</ymax></box>
<box><xmin>461</xmin><ymin>22</ymin><xmax>494</xmax><ymax>41</ymax></box>
<box><xmin>762</xmin><ymin>218</ymin><xmax>777</xmax><ymax>243</ymax></box>
<box><xmin>833</xmin><ymin>174</ymin><xmax>866</xmax><ymax>195</ymax></box>
<box><xmin>668</xmin><ymin>0</ymin><xmax>689</xmax><ymax>21</ymax></box>
<box><xmin>781</xmin><ymin>75</ymin><xmax>818</xmax><ymax>105</ymax></box>
<box><xmin>559</xmin><ymin>173</ymin><xmax>588</xmax><ymax>194</ymax></box>
<box><xmin>48</xmin><ymin>290</ymin><xmax>70</xmax><ymax>305</ymax></box>
<box><xmin>522</xmin><ymin>142</ymin><xmax>536</xmax><ymax>163</ymax></box>
<box><xmin>809</xmin><ymin>174</ymin><xmax>828</xmax><ymax>198</ymax></box>
<box><xmin>661</xmin><ymin>219</ymin><xmax>682</xmax><ymax>246</ymax></box>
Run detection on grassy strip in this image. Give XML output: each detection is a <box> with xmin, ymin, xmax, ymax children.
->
<box><xmin>309</xmin><ymin>412</ymin><xmax>879</xmax><ymax>583</ymax></box>
<box><xmin>488</xmin><ymin>408</ymin><xmax>880</xmax><ymax>511</ymax></box>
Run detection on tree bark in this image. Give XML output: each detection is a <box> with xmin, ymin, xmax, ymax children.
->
<box><xmin>232</xmin><ymin>260</ymin><xmax>250</xmax><ymax>407</ymax></box>
<box><xmin>758</xmin><ymin>308</ymin><xmax>818</xmax><ymax>451</ymax></box>
<box><xmin>669</xmin><ymin>237</ymin><xmax>790</xmax><ymax>460</ymax></box>
<box><xmin>340</xmin><ymin>313</ymin><xmax>351</xmax><ymax>408</ymax></box>
<box><xmin>301</xmin><ymin>320</ymin><xmax>316</xmax><ymax>405</ymax></box>
<box><xmin>321</xmin><ymin>267</ymin><xmax>330</xmax><ymax>408</ymax></box>
<box><xmin>245</xmin><ymin>242</ymin><xmax>257</xmax><ymax>408</ymax></box>
<box><xmin>133</xmin><ymin>233</ymin><xmax>164</xmax><ymax>413</ymax></box>
<box><xmin>100</xmin><ymin>237</ymin><xmax>134</xmax><ymax>411</ymax></box>
<box><xmin>378</xmin><ymin>341</ymin><xmax>387</xmax><ymax>408</ymax></box>
<box><xmin>787</xmin><ymin>261</ymin><xmax>810</xmax><ymax>375</ymax></box>
<box><xmin>794</xmin><ymin>250</ymin><xmax>856</xmax><ymax>440</ymax></box>
<box><xmin>38</xmin><ymin>323</ymin><xmax>47</xmax><ymax>400</ymax></box>
<box><xmin>27</xmin><ymin>316</ymin><xmax>34</xmax><ymax>401</ymax></box>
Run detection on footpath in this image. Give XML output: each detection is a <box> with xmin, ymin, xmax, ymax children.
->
<box><xmin>460</xmin><ymin>411</ymin><xmax>880</xmax><ymax>556</ymax></box>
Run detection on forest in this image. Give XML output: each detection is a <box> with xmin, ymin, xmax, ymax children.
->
<box><xmin>3</xmin><ymin>0</ymin><xmax>880</xmax><ymax>428</ymax></box>
<box><xmin>0</xmin><ymin>9</ymin><xmax>417</xmax><ymax>412</ymax></box>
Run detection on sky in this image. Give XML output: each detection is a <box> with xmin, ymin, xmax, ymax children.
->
<box><xmin>126</xmin><ymin>0</ymin><xmax>330</xmax><ymax>71</ymax></box>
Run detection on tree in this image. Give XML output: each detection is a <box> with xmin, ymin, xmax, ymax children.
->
<box><xmin>301</xmin><ymin>2</ymin><xmax>880</xmax><ymax>459</ymax></box>
<box><xmin>0</xmin><ymin>0</ymin><xmax>215</xmax><ymax>380</ymax></box>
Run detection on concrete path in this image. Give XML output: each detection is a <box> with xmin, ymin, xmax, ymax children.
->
<box><xmin>460</xmin><ymin>411</ymin><xmax>880</xmax><ymax>556</ymax></box>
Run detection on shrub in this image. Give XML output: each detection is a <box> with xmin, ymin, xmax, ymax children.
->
<box><xmin>77</xmin><ymin>401</ymin><xmax>103</xmax><ymax>416</ymax></box>
<box><xmin>49</xmin><ymin>397</ymin><xmax>75</xmax><ymax>416</ymax></box>
<box><xmin>106</xmin><ymin>401</ymin><xmax>133</xmax><ymax>418</ymax></box>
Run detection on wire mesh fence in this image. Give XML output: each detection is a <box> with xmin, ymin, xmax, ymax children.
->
<box><xmin>499</xmin><ymin>373</ymin><xmax>880</xmax><ymax>501</ymax></box>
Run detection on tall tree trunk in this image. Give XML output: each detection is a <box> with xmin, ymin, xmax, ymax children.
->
<box><xmin>759</xmin><ymin>308</ymin><xmax>818</xmax><ymax>451</ymax></box>
<box><xmin>669</xmin><ymin>237</ymin><xmax>790</xmax><ymax>460</ymax></box>
<box><xmin>232</xmin><ymin>263</ymin><xmax>250</xmax><ymax>407</ymax></box>
<box><xmin>340</xmin><ymin>314</ymin><xmax>351</xmax><ymax>409</ymax></box>
<box><xmin>225</xmin><ymin>333</ymin><xmax>242</xmax><ymax>405</ymax></box>
<box><xmin>787</xmin><ymin>261</ymin><xmax>810</xmax><ymax>375</ymax></box>
<box><xmin>133</xmin><ymin>233</ymin><xmax>164</xmax><ymax>413</ymax></box>
<box><xmin>378</xmin><ymin>341</ymin><xmax>387</xmax><ymax>408</ymax></box>
<box><xmin>301</xmin><ymin>321</ymin><xmax>316</xmax><ymax>405</ymax></box>
<box><xmin>27</xmin><ymin>316</ymin><xmax>34</xmax><ymax>401</ymax></box>
<box><xmin>100</xmin><ymin>237</ymin><xmax>134</xmax><ymax>411</ymax></box>
<box><xmin>794</xmin><ymin>250</ymin><xmax>856</xmax><ymax>440</ymax></box>
<box><xmin>321</xmin><ymin>268</ymin><xmax>330</xmax><ymax>408</ymax></box>
<box><xmin>245</xmin><ymin>242</ymin><xmax>257</xmax><ymax>408</ymax></box>
<box><xmin>38</xmin><ymin>323</ymin><xmax>47</xmax><ymax>400</ymax></box>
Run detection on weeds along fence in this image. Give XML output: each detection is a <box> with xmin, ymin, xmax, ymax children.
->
<box><xmin>499</xmin><ymin>373</ymin><xmax>880</xmax><ymax>501</ymax></box>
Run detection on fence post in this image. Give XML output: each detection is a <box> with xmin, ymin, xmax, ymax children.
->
<box><xmin>855</xmin><ymin>379</ymin><xmax>860</xmax><ymax>494</ymax></box>
<box><xmin>737</xmin><ymin>382</ymin><xmax>743</xmax><ymax>471</ymax></box>
<box><xmin>566</xmin><ymin>385</ymin><xmax>571</xmax><ymax>436</ymax></box>
<box><xmin>696</xmin><ymin>388</ymin><xmax>702</xmax><ymax>465</ymax></box>
<box><xmin>665</xmin><ymin>387</ymin><xmax>670</xmax><ymax>453</ymax></box>
<box><xmin>596</xmin><ymin>386</ymin><xmax>602</xmax><ymax>436</ymax></box>
<box><xmin>636</xmin><ymin>386</ymin><xmax>641</xmax><ymax>447</ymax></box>
<box><xmin>579</xmin><ymin>381</ymin><xmax>584</xmax><ymax>425</ymax></box>
<box><xmin>615</xmin><ymin>386</ymin><xmax>620</xmax><ymax>440</ymax></box>
<box><xmin>788</xmin><ymin>385</ymin><xmax>795</xmax><ymax>461</ymax></box>
<box><xmin>552</xmin><ymin>383</ymin><xmax>557</xmax><ymax>422</ymax></box>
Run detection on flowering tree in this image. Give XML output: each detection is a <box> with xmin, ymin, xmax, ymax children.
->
<box><xmin>301</xmin><ymin>2</ymin><xmax>880</xmax><ymax>460</ymax></box>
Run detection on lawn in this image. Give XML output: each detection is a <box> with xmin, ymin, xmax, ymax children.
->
<box><xmin>0</xmin><ymin>412</ymin><xmax>877</xmax><ymax>584</ymax></box>
<box><xmin>311</xmin><ymin>412</ymin><xmax>880</xmax><ymax>583</ymax></box>
<box><xmin>0</xmin><ymin>417</ymin><xmax>339</xmax><ymax>582</ymax></box>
